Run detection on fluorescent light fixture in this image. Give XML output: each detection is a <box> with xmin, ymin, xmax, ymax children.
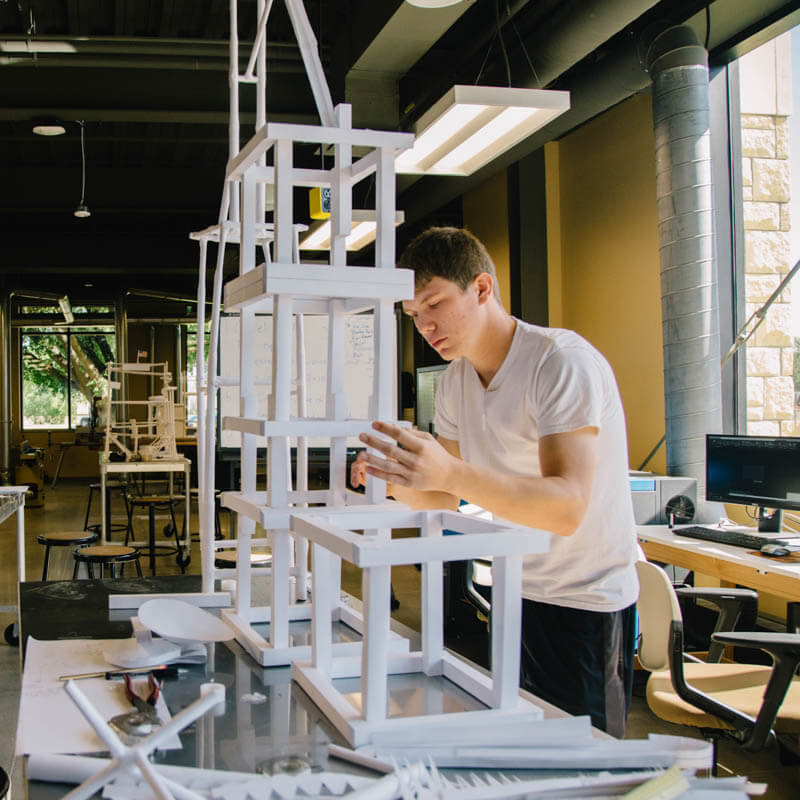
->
<box><xmin>300</xmin><ymin>210</ymin><xmax>405</xmax><ymax>252</ymax></box>
<box><xmin>58</xmin><ymin>296</ymin><xmax>74</xmax><ymax>324</ymax></box>
<box><xmin>395</xmin><ymin>84</ymin><xmax>570</xmax><ymax>176</ymax></box>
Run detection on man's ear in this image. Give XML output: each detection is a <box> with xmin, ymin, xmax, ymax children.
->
<box><xmin>474</xmin><ymin>272</ymin><xmax>494</xmax><ymax>304</ymax></box>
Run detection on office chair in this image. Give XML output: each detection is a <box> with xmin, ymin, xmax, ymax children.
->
<box><xmin>636</xmin><ymin>560</ymin><xmax>800</xmax><ymax>769</ymax></box>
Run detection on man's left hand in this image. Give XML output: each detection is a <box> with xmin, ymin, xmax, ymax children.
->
<box><xmin>359</xmin><ymin>421</ymin><xmax>455</xmax><ymax>492</ymax></box>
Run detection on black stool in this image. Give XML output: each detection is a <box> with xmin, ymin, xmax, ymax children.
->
<box><xmin>126</xmin><ymin>494</ymin><xmax>187</xmax><ymax>575</ymax></box>
<box><xmin>84</xmin><ymin>480</ymin><xmax>131</xmax><ymax>538</ymax></box>
<box><xmin>38</xmin><ymin>530</ymin><xmax>99</xmax><ymax>580</ymax></box>
<box><xmin>73</xmin><ymin>544</ymin><xmax>143</xmax><ymax>579</ymax></box>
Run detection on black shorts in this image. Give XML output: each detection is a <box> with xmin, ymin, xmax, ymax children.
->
<box><xmin>519</xmin><ymin>599</ymin><xmax>636</xmax><ymax>738</ymax></box>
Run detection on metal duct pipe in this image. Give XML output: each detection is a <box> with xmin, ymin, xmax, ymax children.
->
<box><xmin>0</xmin><ymin>293</ymin><xmax>11</xmax><ymax>483</ymax></box>
<box><xmin>646</xmin><ymin>26</ymin><xmax>723</xmax><ymax>517</ymax></box>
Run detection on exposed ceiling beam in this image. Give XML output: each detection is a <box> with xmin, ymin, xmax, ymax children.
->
<box><xmin>345</xmin><ymin>0</ymin><xmax>478</xmax><ymax>129</ymax></box>
<box><xmin>0</xmin><ymin>108</ymin><xmax>318</xmax><ymax>125</ymax></box>
<box><xmin>0</xmin><ymin>35</ymin><xmax>301</xmax><ymax>57</ymax></box>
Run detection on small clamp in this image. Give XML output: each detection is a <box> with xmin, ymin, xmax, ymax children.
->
<box><xmin>123</xmin><ymin>672</ymin><xmax>160</xmax><ymax>721</ymax></box>
<box><xmin>108</xmin><ymin>672</ymin><xmax>161</xmax><ymax>743</ymax></box>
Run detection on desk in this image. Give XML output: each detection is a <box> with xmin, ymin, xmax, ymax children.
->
<box><xmin>14</xmin><ymin>576</ymin><xmax>570</xmax><ymax>799</ymax></box>
<box><xmin>637</xmin><ymin>525</ymin><xmax>800</xmax><ymax>603</ymax></box>
<box><xmin>50</xmin><ymin>438</ymin><xmax>102</xmax><ymax>489</ymax></box>
<box><xmin>100</xmin><ymin>457</ymin><xmax>191</xmax><ymax>568</ymax></box>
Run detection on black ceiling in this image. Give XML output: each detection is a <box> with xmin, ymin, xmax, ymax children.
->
<box><xmin>1</xmin><ymin>0</ymin><xmax>796</xmax><ymax>305</ymax></box>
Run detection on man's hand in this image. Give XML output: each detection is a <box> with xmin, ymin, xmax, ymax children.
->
<box><xmin>355</xmin><ymin>422</ymin><xmax>597</xmax><ymax>535</ymax></box>
<box><xmin>358</xmin><ymin>420</ymin><xmax>456</xmax><ymax>493</ymax></box>
<box><xmin>349</xmin><ymin>451</ymin><xmax>368</xmax><ymax>489</ymax></box>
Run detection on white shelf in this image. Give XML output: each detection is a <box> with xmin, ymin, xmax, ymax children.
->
<box><xmin>223</xmin><ymin>263</ymin><xmax>414</xmax><ymax>311</ymax></box>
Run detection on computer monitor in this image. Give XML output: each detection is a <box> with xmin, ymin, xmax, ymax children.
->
<box><xmin>706</xmin><ymin>433</ymin><xmax>800</xmax><ymax>532</ymax></box>
<box><xmin>415</xmin><ymin>364</ymin><xmax>447</xmax><ymax>435</ymax></box>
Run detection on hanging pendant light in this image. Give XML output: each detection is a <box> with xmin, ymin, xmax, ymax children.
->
<box><xmin>32</xmin><ymin>117</ymin><xmax>66</xmax><ymax>136</ymax></box>
<box><xmin>395</xmin><ymin>85</ymin><xmax>570</xmax><ymax>176</ymax></box>
<box><xmin>74</xmin><ymin>120</ymin><xmax>91</xmax><ymax>218</ymax></box>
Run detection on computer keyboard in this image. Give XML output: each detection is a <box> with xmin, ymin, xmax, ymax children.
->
<box><xmin>674</xmin><ymin>525</ymin><xmax>788</xmax><ymax>550</ymax></box>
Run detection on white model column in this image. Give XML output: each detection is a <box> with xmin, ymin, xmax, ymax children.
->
<box><xmin>268</xmin><ymin>136</ymin><xmax>295</xmax><ymax>650</ymax></box>
<box><xmin>235</xmin><ymin>166</ymin><xmax>259</xmax><ymax>622</ymax></box>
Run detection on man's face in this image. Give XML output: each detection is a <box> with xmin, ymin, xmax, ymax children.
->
<box><xmin>402</xmin><ymin>276</ymin><xmax>479</xmax><ymax>361</ymax></box>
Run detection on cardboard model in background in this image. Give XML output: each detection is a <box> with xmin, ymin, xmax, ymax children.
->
<box><xmin>103</xmin><ymin>361</ymin><xmax>179</xmax><ymax>462</ymax></box>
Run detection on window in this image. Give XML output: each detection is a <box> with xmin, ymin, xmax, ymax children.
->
<box><xmin>731</xmin><ymin>26</ymin><xmax>800</xmax><ymax>435</ymax></box>
<box><xmin>21</xmin><ymin>328</ymin><xmax>115</xmax><ymax>430</ymax></box>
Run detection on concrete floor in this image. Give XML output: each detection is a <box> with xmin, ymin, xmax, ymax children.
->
<box><xmin>0</xmin><ymin>478</ymin><xmax>798</xmax><ymax>797</ymax></box>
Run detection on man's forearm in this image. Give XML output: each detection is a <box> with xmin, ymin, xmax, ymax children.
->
<box><xmin>387</xmin><ymin>483</ymin><xmax>459</xmax><ymax>511</ymax></box>
<box><xmin>446</xmin><ymin>460</ymin><xmax>588</xmax><ymax>535</ymax></box>
<box><xmin>357</xmin><ymin>422</ymin><xmax>596</xmax><ymax>535</ymax></box>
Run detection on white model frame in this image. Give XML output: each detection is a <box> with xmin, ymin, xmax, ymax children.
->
<box><xmin>290</xmin><ymin>508</ymin><xmax>552</xmax><ymax>747</ymax></box>
<box><xmin>188</xmin><ymin>0</ymin><xmax>417</xmax><ymax>668</ymax></box>
<box><xmin>212</xmin><ymin>99</ymin><xmax>416</xmax><ymax>661</ymax></box>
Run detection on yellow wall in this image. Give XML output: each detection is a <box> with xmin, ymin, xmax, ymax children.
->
<box><xmin>463</xmin><ymin>170</ymin><xmax>511</xmax><ymax>313</ymax></box>
<box><xmin>547</xmin><ymin>92</ymin><xmax>667</xmax><ymax>474</ymax></box>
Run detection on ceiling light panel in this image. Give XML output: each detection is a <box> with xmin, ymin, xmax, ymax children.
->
<box><xmin>396</xmin><ymin>85</ymin><xmax>570</xmax><ymax>176</ymax></box>
<box><xmin>300</xmin><ymin>210</ymin><xmax>405</xmax><ymax>252</ymax></box>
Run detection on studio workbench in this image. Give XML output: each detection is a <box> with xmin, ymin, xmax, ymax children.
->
<box><xmin>14</xmin><ymin>576</ymin><xmax>577</xmax><ymax>799</ymax></box>
<box><xmin>11</xmin><ymin>573</ymin><xmax>760</xmax><ymax>798</ymax></box>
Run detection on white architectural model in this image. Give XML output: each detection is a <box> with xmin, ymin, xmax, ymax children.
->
<box><xmin>104</xmin><ymin>361</ymin><xmax>179</xmax><ymax>462</ymax></box>
<box><xmin>191</xmin><ymin>0</ymin><xmax>417</xmax><ymax>666</ymax></box>
<box><xmin>191</xmin><ymin>0</ymin><xmax>555</xmax><ymax>743</ymax></box>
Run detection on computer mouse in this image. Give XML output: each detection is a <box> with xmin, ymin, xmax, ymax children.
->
<box><xmin>760</xmin><ymin>543</ymin><xmax>790</xmax><ymax>557</ymax></box>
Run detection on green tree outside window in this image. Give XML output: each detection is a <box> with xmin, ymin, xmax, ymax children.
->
<box><xmin>22</xmin><ymin>330</ymin><xmax>115</xmax><ymax>429</ymax></box>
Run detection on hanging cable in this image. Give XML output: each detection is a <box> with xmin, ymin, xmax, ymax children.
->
<box><xmin>74</xmin><ymin>120</ymin><xmax>90</xmax><ymax>218</ymax></box>
<box><xmin>474</xmin><ymin>30</ymin><xmax>498</xmax><ymax>84</ymax></box>
<box><xmin>509</xmin><ymin>14</ymin><xmax>541</xmax><ymax>87</ymax></box>
<box><xmin>495</xmin><ymin>0</ymin><xmax>512</xmax><ymax>86</ymax></box>
<box><xmin>79</xmin><ymin>121</ymin><xmax>86</xmax><ymax>203</ymax></box>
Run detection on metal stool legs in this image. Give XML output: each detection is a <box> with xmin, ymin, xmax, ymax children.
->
<box><xmin>72</xmin><ymin>545</ymin><xmax>143</xmax><ymax>579</ymax></box>
<box><xmin>38</xmin><ymin>531</ymin><xmax>98</xmax><ymax>580</ymax></box>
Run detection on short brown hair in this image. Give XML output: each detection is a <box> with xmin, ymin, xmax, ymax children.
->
<box><xmin>398</xmin><ymin>227</ymin><xmax>499</xmax><ymax>298</ymax></box>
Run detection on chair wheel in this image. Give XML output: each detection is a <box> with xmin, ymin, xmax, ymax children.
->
<box><xmin>163</xmin><ymin>524</ymin><xmax>176</xmax><ymax>537</ymax></box>
<box><xmin>4</xmin><ymin>622</ymin><xmax>19</xmax><ymax>647</ymax></box>
<box><xmin>177</xmin><ymin>552</ymin><xmax>191</xmax><ymax>569</ymax></box>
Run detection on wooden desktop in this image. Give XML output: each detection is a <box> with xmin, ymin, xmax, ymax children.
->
<box><xmin>637</xmin><ymin>524</ymin><xmax>800</xmax><ymax>604</ymax></box>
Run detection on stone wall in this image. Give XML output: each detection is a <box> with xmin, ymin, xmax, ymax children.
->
<box><xmin>738</xmin><ymin>34</ymin><xmax>795</xmax><ymax>435</ymax></box>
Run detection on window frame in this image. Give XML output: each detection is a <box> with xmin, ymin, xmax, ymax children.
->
<box><xmin>19</xmin><ymin>326</ymin><xmax>116</xmax><ymax>432</ymax></box>
<box><xmin>710</xmin><ymin>61</ymin><xmax>747</xmax><ymax>434</ymax></box>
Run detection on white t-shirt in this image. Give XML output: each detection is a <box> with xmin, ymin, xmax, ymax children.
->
<box><xmin>434</xmin><ymin>319</ymin><xmax>639</xmax><ymax>612</ymax></box>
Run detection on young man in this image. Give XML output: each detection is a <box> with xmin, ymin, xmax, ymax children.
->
<box><xmin>352</xmin><ymin>226</ymin><xmax>639</xmax><ymax>737</ymax></box>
